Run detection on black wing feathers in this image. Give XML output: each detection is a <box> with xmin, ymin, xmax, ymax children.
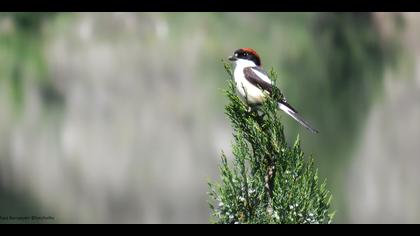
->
<box><xmin>243</xmin><ymin>67</ymin><xmax>273</xmax><ymax>94</ymax></box>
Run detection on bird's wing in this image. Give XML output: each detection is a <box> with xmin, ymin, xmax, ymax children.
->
<box><xmin>249</xmin><ymin>66</ymin><xmax>272</xmax><ymax>84</ymax></box>
<box><xmin>244</xmin><ymin>67</ymin><xmax>318</xmax><ymax>133</ymax></box>
<box><xmin>243</xmin><ymin>67</ymin><xmax>273</xmax><ymax>93</ymax></box>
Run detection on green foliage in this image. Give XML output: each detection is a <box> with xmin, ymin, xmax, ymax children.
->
<box><xmin>0</xmin><ymin>13</ymin><xmax>56</xmax><ymax>33</ymax></box>
<box><xmin>208</xmin><ymin>63</ymin><xmax>333</xmax><ymax>224</ymax></box>
<box><xmin>0</xmin><ymin>13</ymin><xmax>60</xmax><ymax>113</ymax></box>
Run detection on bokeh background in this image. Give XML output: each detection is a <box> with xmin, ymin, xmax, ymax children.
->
<box><xmin>0</xmin><ymin>12</ymin><xmax>419</xmax><ymax>224</ymax></box>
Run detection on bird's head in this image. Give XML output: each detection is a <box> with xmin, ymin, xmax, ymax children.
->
<box><xmin>228</xmin><ymin>48</ymin><xmax>262</xmax><ymax>67</ymax></box>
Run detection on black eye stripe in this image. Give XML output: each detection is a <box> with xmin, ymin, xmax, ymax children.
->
<box><xmin>233</xmin><ymin>49</ymin><xmax>261</xmax><ymax>66</ymax></box>
<box><xmin>233</xmin><ymin>49</ymin><xmax>260</xmax><ymax>65</ymax></box>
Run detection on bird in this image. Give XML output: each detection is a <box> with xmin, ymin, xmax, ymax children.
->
<box><xmin>228</xmin><ymin>48</ymin><xmax>319</xmax><ymax>134</ymax></box>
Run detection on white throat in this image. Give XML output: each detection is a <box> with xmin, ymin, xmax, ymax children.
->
<box><xmin>233</xmin><ymin>58</ymin><xmax>258</xmax><ymax>71</ymax></box>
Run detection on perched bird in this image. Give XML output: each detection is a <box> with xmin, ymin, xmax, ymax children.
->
<box><xmin>228</xmin><ymin>48</ymin><xmax>319</xmax><ymax>134</ymax></box>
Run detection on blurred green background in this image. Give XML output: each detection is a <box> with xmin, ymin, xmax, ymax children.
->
<box><xmin>0</xmin><ymin>12</ymin><xmax>419</xmax><ymax>223</ymax></box>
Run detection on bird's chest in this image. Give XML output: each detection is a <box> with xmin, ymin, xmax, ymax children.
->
<box><xmin>234</xmin><ymin>68</ymin><xmax>267</xmax><ymax>104</ymax></box>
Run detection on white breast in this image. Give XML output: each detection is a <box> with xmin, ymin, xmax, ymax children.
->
<box><xmin>233</xmin><ymin>59</ymin><xmax>271</xmax><ymax>105</ymax></box>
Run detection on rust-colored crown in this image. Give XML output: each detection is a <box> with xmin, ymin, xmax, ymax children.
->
<box><xmin>241</xmin><ymin>48</ymin><xmax>260</xmax><ymax>58</ymax></box>
<box><xmin>241</xmin><ymin>48</ymin><xmax>261</xmax><ymax>67</ymax></box>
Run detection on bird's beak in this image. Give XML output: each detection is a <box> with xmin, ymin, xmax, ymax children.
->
<box><xmin>228</xmin><ymin>55</ymin><xmax>237</xmax><ymax>61</ymax></box>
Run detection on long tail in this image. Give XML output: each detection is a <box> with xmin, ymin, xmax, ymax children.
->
<box><xmin>278</xmin><ymin>101</ymin><xmax>319</xmax><ymax>134</ymax></box>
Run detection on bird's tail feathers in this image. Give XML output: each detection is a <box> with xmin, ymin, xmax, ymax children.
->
<box><xmin>278</xmin><ymin>102</ymin><xmax>319</xmax><ymax>134</ymax></box>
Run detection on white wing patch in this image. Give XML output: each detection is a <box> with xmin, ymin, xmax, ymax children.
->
<box><xmin>251</xmin><ymin>68</ymin><xmax>272</xmax><ymax>85</ymax></box>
